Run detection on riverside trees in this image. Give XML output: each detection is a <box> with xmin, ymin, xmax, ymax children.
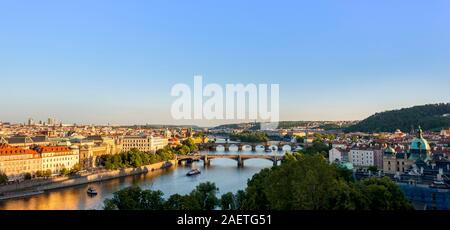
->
<box><xmin>104</xmin><ymin>153</ymin><xmax>413</xmax><ymax>210</ymax></box>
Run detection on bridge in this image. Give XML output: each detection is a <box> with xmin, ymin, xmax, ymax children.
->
<box><xmin>177</xmin><ymin>154</ymin><xmax>284</xmax><ymax>167</ymax></box>
<box><xmin>199</xmin><ymin>142</ymin><xmax>300</xmax><ymax>152</ymax></box>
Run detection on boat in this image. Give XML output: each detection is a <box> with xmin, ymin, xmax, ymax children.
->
<box><xmin>186</xmin><ymin>169</ymin><xmax>201</xmax><ymax>176</ymax></box>
<box><xmin>430</xmin><ymin>181</ymin><xmax>450</xmax><ymax>189</ymax></box>
<box><xmin>161</xmin><ymin>161</ymin><xmax>173</xmax><ymax>169</ymax></box>
<box><xmin>87</xmin><ymin>187</ymin><xmax>98</xmax><ymax>196</ymax></box>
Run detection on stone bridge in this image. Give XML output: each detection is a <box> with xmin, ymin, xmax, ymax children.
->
<box><xmin>177</xmin><ymin>154</ymin><xmax>284</xmax><ymax>167</ymax></box>
<box><xmin>198</xmin><ymin>142</ymin><xmax>300</xmax><ymax>152</ymax></box>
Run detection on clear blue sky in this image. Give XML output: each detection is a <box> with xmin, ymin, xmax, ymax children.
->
<box><xmin>1</xmin><ymin>0</ymin><xmax>449</xmax><ymax>126</ymax></box>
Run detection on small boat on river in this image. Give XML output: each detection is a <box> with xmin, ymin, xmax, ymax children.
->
<box><xmin>186</xmin><ymin>169</ymin><xmax>201</xmax><ymax>176</ymax></box>
<box><xmin>87</xmin><ymin>187</ymin><xmax>98</xmax><ymax>196</ymax></box>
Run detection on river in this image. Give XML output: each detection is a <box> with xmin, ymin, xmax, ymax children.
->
<box><xmin>0</xmin><ymin>149</ymin><xmax>284</xmax><ymax>210</ymax></box>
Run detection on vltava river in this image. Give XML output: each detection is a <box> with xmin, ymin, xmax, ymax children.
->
<box><xmin>0</xmin><ymin>150</ymin><xmax>283</xmax><ymax>210</ymax></box>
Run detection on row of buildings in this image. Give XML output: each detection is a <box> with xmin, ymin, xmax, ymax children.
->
<box><xmin>0</xmin><ymin>134</ymin><xmax>171</xmax><ymax>180</ymax></box>
<box><xmin>329</xmin><ymin>127</ymin><xmax>450</xmax><ymax>179</ymax></box>
<box><xmin>0</xmin><ymin>144</ymin><xmax>79</xmax><ymax>179</ymax></box>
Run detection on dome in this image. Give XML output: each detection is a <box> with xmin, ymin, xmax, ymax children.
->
<box><xmin>384</xmin><ymin>146</ymin><xmax>397</xmax><ymax>155</ymax></box>
<box><xmin>410</xmin><ymin>126</ymin><xmax>430</xmax><ymax>151</ymax></box>
<box><xmin>410</xmin><ymin>137</ymin><xmax>430</xmax><ymax>151</ymax></box>
<box><xmin>409</xmin><ymin>126</ymin><xmax>431</xmax><ymax>161</ymax></box>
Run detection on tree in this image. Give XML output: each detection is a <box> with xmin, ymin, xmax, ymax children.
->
<box><xmin>240</xmin><ymin>168</ymin><xmax>272</xmax><ymax>210</ymax></box>
<box><xmin>178</xmin><ymin>145</ymin><xmax>191</xmax><ymax>155</ymax></box>
<box><xmin>181</xmin><ymin>138</ymin><xmax>198</xmax><ymax>153</ymax></box>
<box><xmin>44</xmin><ymin>169</ymin><xmax>52</xmax><ymax>178</ymax></box>
<box><xmin>104</xmin><ymin>186</ymin><xmax>145</xmax><ymax>210</ymax></box>
<box><xmin>165</xmin><ymin>194</ymin><xmax>202</xmax><ymax>210</ymax></box>
<box><xmin>0</xmin><ymin>171</ymin><xmax>8</xmax><ymax>184</ymax></box>
<box><xmin>35</xmin><ymin>170</ymin><xmax>43</xmax><ymax>178</ymax></box>
<box><xmin>220</xmin><ymin>192</ymin><xmax>236</xmax><ymax>210</ymax></box>
<box><xmin>239</xmin><ymin>154</ymin><xmax>412</xmax><ymax>210</ymax></box>
<box><xmin>70</xmin><ymin>163</ymin><xmax>81</xmax><ymax>174</ymax></box>
<box><xmin>360</xmin><ymin>177</ymin><xmax>414</xmax><ymax>210</ymax></box>
<box><xmin>24</xmin><ymin>172</ymin><xmax>32</xmax><ymax>180</ymax></box>
<box><xmin>189</xmin><ymin>182</ymin><xmax>220</xmax><ymax>210</ymax></box>
<box><xmin>60</xmin><ymin>168</ymin><xmax>70</xmax><ymax>176</ymax></box>
<box><xmin>140</xmin><ymin>190</ymin><xmax>166</xmax><ymax>210</ymax></box>
<box><xmin>345</xmin><ymin>103</ymin><xmax>450</xmax><ymax>132</ymax></box>
<box><xmin>368</xmin><ymin>166</ymin><xmax>378</xmax><ymax>174</ymax></box>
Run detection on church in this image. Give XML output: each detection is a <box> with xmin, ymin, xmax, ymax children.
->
<box><xmin>383</xmin><ymin>126</ymin><xmax>433</xmax><ymax>175</ymax></box>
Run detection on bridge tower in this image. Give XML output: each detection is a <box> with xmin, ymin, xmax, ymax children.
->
<box><xmin>203</xmin><ymin>154</ymin><xmax>210</xmax><ymax>167</ymax></box>
<box><xmin>237</xmin><ymin>154</ymin><xmax>244</xmax><ymax>168</ymax></box>
<box><xmin>273</xmin><ymin>156</ymin><xmax>278</xmax><ymax>167</ymax></box>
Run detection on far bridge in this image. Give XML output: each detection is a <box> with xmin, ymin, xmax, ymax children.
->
<box><xmin>199</xmin><ymin>142</ymin><xmax>300</xmax><ymax>152</ymax></box>
<box><xmin>177</xmin><ymin>154</ymin><xmax>284</xmax><ymax>167</ymax></box>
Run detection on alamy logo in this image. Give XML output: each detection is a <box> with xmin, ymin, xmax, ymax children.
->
<box><xmin>171</xmin><ymin>76</ymin><xmax>280</xmax><ymax>130</ymax></box>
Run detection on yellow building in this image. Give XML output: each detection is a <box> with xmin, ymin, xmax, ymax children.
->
<box><xmin>0</xmin><ymin>144</ymin><xmax>42</xmax><ymax>180</ymax></box>
<box><xmin>383</xmin><ymin>146</ymin><xmax>413</xmax><ymax>174</ymax></box>
<box><xmin>35</xmin><ymin>146</ymin><xmax>80</xmax><ymax>175</ymax></box>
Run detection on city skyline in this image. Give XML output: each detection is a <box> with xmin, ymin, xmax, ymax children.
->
<box><xmin>1</xmin><ymin>0</ymin><xmax>450</xmax><ymax>126</ymax></box>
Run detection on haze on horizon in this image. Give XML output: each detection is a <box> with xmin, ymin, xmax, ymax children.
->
<box><xmin>1</xmin><ymin>0</ymin><xmax>450</xmax><ymax>127</ymax></box>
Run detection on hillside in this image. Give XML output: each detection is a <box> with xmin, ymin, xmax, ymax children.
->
<box><xmin>345</xmin><ymin>103</ymin><xmax>450</xmax><ymax>133</ymax></box>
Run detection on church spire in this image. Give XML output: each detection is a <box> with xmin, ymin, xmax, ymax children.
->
<box><xmin>417</xmin><ymin>125</ymin><xmax>423</xmax><ymax>138</ymax></box>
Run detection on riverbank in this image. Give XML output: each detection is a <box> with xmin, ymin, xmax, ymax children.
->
<box><xmin>0</xmin><ymin>160</ymin><xmax>177</xmax><ymax>201</ymax></box>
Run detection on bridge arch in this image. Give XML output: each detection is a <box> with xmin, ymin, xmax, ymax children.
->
<box><xmin>228</xmin><ymin>144</ymin><xmax>239</xmax><ymax>152</ymax></box>
<box><xmin>255</xmin><ymin>145</ymin><xmax>265</xmax><ymax>152</ymax></box>
<box><xmin>282</xmin><ymin>145</ymin><xmax>292</xmax><ymax>152</ymax></box>
<box><xmin>241</xmin><ymin>145</ymin><xmax>252</xmax><ymax>152</ymax></box>
<box><xmin>268</xmin><ymin>145</ymin><xmax>279</xmax><ymax>151</ymax></box>
<box><xmin>215</xmin><ymin>145</ymin><xmax>225</xmax><ymax>152</ymax></box>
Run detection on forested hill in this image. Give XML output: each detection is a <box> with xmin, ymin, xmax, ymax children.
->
<box><xmin>345</xmin><ymin>103</ymin><xmax>450</xmax><ymax>133</ymax></box>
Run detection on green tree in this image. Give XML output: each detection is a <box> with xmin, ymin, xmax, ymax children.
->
<box><xmin>240</xmin><ymin>154</ymin><xmax>412</xmax><ymax>210</ymax></box>
<box><xmin>44</xmin><ymin>169</ymin><xmax>52</xmax><ymax>178</ymax></box>
<box><xmin>24</xmin><ymin>172</ymin><xmax>32</xmax><ymax>180</ymax></box>
<box><xmin>165</xmin><ymin>194</ymin><xmax>202</xmax><ymax>210</ymax></box>
<box><xmin>35</xmin><ymin>170</ymin><xmax>43</xmax><ymax>178</ymax></box>
<box><xmin>368</xmin><ymin>166</ymin><xmax>378</xmax><ymax>174</ymax></box>
<box><xmin>178</xmin><ymin>145</ymin><xmax>191</xmax><ymax>155</ymax></box>
<box><xmin>140</xmin><ymin>190</ymin><xmax>166</xmax><ymax>210</ymax></box>
<box><xmin>220</xmin><ymin>192</ymin><xmax>236</xmax><ymax>210</ymax></box>
<box><xmin>360</xmin><ymin>177</ymin><xmax>414</xmax><ymax>210</ymax></box>
<box><xmin>0</xmin><ymin>171</ymin><xmax>8</xmax><ymax>184</ymax></box>
<box><xmin>70</xmin><ymin>163</ymin><xmax>81</xmax><ymax>174</ymax></box>
<box><xmin>60</xmin><ymin>168</ymin><xmax>70</xmax><ymax>176</ymax></box>
<box><xmin>240</xmin><ymin>168</ymin><xmax>272</xmax><ymax>210</ymax></box>
<box><xmin>189</xmin><ymin>182</ymin><xmax>219</xmax><ymax>210</ymax></box>
<box><xmin>104</xmin><ymin>186</ymin><xmax>144</xmax><ymax>210</ymax></box>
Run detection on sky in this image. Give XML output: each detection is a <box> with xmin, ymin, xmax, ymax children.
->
<box><xmin>1</xmin><ymin>0</ymin><xmax>450</xmax><ymax>126</ymax></box>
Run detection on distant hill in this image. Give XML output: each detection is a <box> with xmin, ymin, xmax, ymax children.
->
<box><xmin>345</xmin><ymin>103</ymin><xmax>450</xmax><ymax>133</ymax></box>
<box><xmin>212</xmin><ymin>121</ymin><xmax>354</xmax><ymax>131</ymax></box>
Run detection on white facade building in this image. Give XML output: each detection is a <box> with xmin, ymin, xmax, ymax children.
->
<box><xmin>121</xmin><ymin>135</ymin><xmax>169</xmax><ymax>153</ymax></box>
<box><xmin>349</xmin><ymin>148</ymin><xmax>383</xmax><ymax>168</ymax></box>
<box><xmin>329</xmin><ymin>148</ymin><xmax>348</xmax><ymax>163</ymax></box>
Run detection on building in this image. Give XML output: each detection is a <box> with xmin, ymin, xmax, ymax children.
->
<box><xmin>168</xmin><ymin>137</ymin><xmax>180</xmax><ymax>148</ymax></box>
<box><xmin>6</xmin><ymin>135</ymin><xmax>50</xmax><ymax>148</ymax></box>
<box><xmin>121</xmin><ymin>135</ymin><xmax>168</xmax><ymax>153</ymax></box>
<box><xmin>349</xmin><ymin>147</ymin><xmax>383</xmax><ymax>169</ymax></box>
<box><xmin>383</xmin><ymin>146</ymin><xmax>414</xmax><ymax>174</ymax></box>
<box><xmin>0</xmin><ymin>145</ymin><xmax>42</xmax><ymax>180</ymax></box>
<box><xmin>441</xmin><ymin>128</ymin><xmax>450</xmax><ymax>137</ymax></box>
<box><xmin>34</xmin><ymin>146</ymin><xmax>79</xmax><ymax>175</ymax></box>
<box><xmin>409</xmin><ymin>127</ymin><xmax>431</xmax><ymax>161</ymax></box>
<box><xmin>329</xmin><ymin>147</ymin><xmax>349</xmax><ymax>163</ymax></box>
<box><xmin>85</xmin><ymin>136</ymin><xmax>118</xmax><ymax>155</ymax></box>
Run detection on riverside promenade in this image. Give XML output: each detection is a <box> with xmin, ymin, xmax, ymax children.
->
<box><xmin>0</xmin><ymin>160</ymin><xmax>177</xmax><ymax>201</ymax></box>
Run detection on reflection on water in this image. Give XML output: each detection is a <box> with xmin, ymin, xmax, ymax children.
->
<box><xmin>0</xmin><ymin>150</ymin><xmax>283</xmax><ymax>210</ymax></box>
